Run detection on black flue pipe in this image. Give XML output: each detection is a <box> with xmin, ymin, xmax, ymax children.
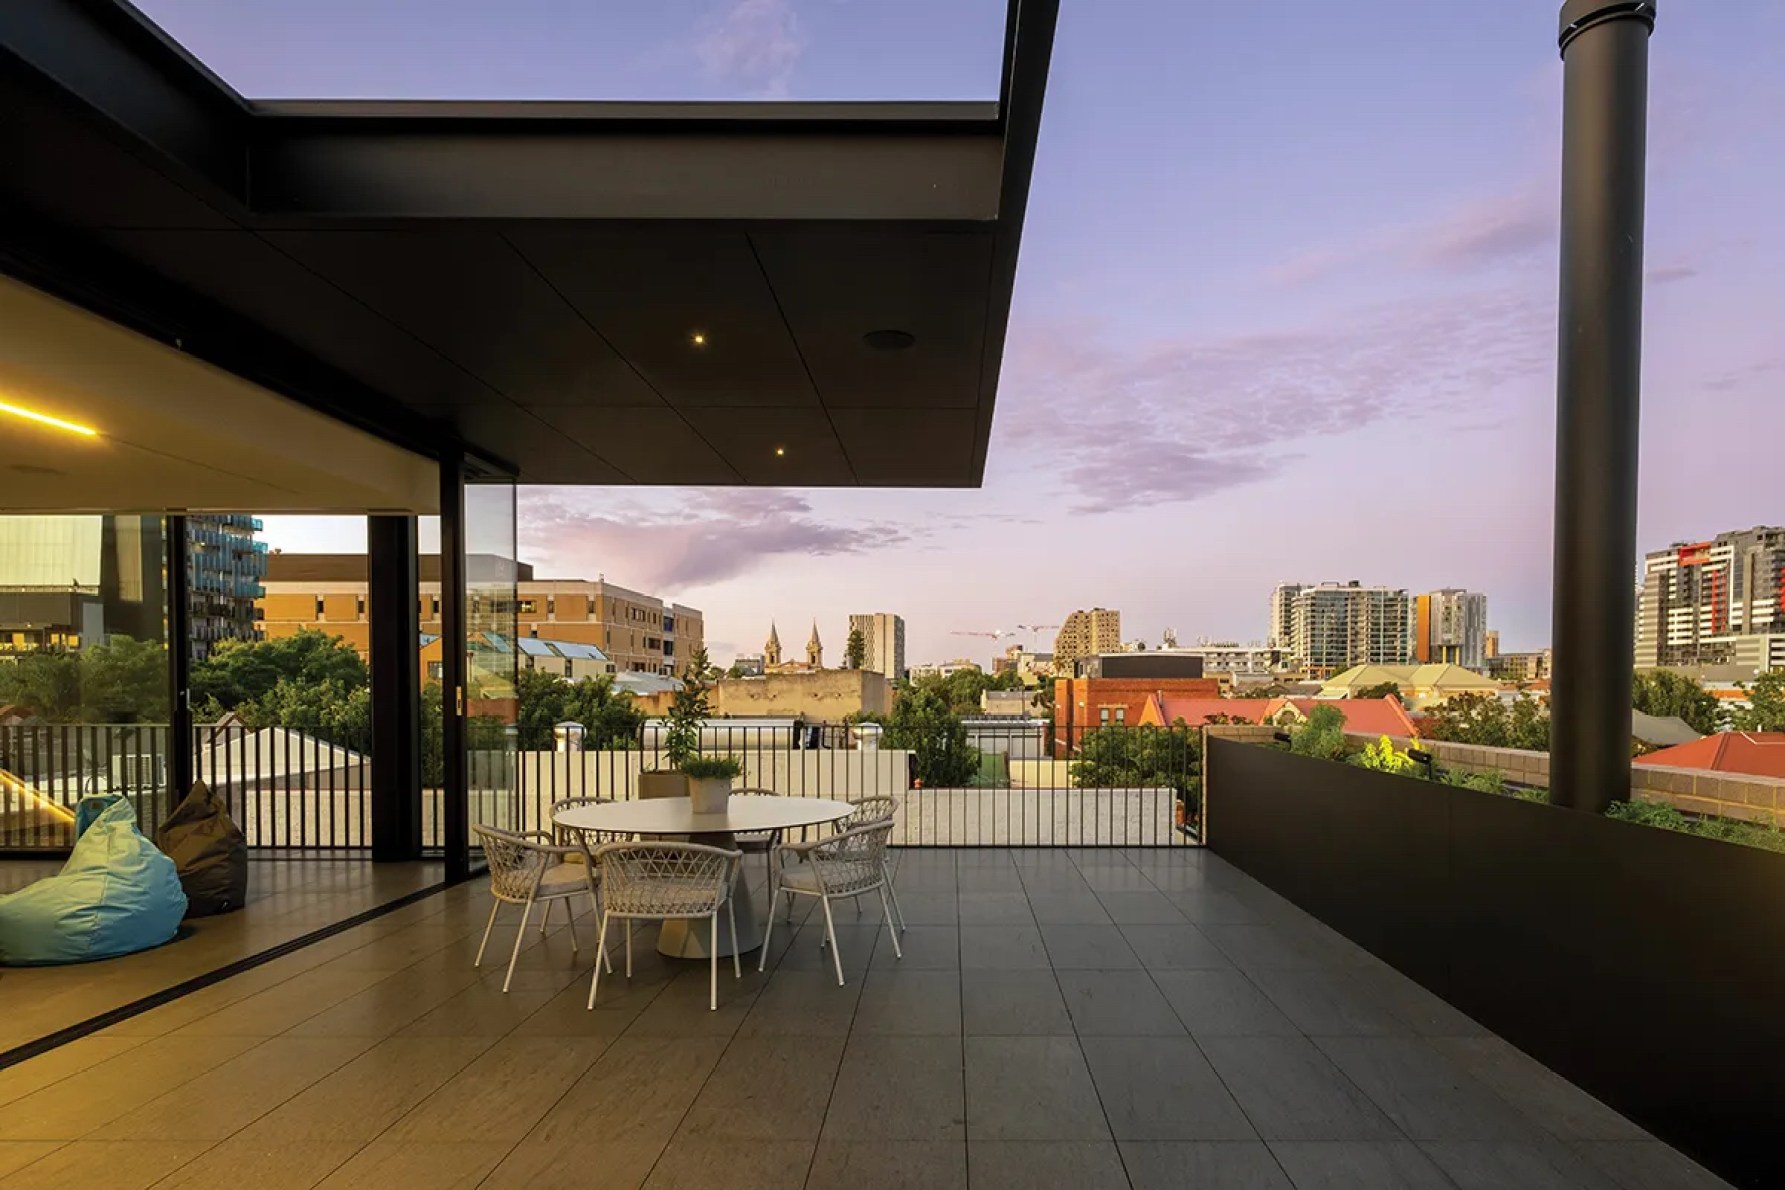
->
<box><xmin>1549</xmin><ymin>0</ymin><xmax>1656</xmax><ymax>813</ymax></box>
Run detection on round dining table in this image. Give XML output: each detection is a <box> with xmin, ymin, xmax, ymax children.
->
<box><xmin>552</xmin><ymin>795</ymin><xmax>855</xmax><ymax>959</ymax></box>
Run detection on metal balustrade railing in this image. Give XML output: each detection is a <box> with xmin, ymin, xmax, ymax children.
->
<box><xmin>1</xmin><ymin>719</ymin><xmax>1203</xmax><ymax>853</ymax></box>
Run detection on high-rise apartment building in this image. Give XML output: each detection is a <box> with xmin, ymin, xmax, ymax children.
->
<box><xmin>1276</xmin><ymin>581</ymin><xmax>1414</xmax><ymax>678</ymax></box>
<box><xmin>0</xmin><ymin>515</ymin><xmax>263</xmax><ymax>660</ymax></box>
<box><xmin>848</xmin><ymin>612</ymin><xmax>907</xmax><ymax>680</ymax></box>
<box><xmin>1414</xmin><ymin>589</ymin><xmax>1489</xmax><ymax>671</ymax></box>
<box><xmin>1485</xmin><ymin>629</ymin><xmax>1501</xmax><ymax>659</ymax></box>
<box><xmin>259</xmin><ymin>555</ymin><xmax>703</xmax><ymax>676</ymax></box>
<box><xmin>1636</xmin><ymin>527</ymin><xmax>1785</xmax><ymax>675</ymax></box>
<box><xmin>1269</xmin><ymin>584</ymin><xmax>1303</xmax><ymax>651</ymax></box>
<box><xmin>1053</xmin><ymin>607</ymin><xmax>1121</xmax><ymax>669</ymax></box>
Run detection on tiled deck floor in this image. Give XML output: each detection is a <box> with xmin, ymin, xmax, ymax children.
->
<box><xmin>1</xmin><ymin>858</ymin><xmax>443</xmax><ymax>1054</ymax></box>
<box><xmin>0</xmin><ymin>848</ymin><xmax>1732</xmax><ymax>1189</ymax></box>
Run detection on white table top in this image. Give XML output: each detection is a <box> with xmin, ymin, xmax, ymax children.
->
<box><xmin>552</xmin><ymin>795</ymin><xmax>855</xmax><ymax>836</ymax></box>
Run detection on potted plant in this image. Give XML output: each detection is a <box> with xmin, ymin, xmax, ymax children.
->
<box><xmin>682</xmin><ymin>754</ymin><xmax>743</xmax><ymax>814</ymax></box>
<box><xmin>638</xmin><ymin>645</ymin><xmax>713</xmax><ymax>801</ymax></box>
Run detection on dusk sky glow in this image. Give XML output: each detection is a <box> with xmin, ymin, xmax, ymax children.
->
<box><xmin>140</xmin><ymin>0</ymin><xmax>1785</xmax><ymax>668</ymax></box>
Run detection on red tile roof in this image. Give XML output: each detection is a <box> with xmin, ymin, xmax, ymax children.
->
<box><xmin>1633</xmin><ymin>732</ymin><xmax>1785</xmax><ymax>779</ymax></box>
<box><xmin>1288</xmin><ymin>697</ymin><xmax>1420</xmax><ymax>739</ymax></box>
<box><xmin>1152</xmin><ymin>698</ymin><xmax>1283</xmax><ymax>726</ymax></box>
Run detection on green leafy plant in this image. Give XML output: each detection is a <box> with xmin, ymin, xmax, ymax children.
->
<box><xmin>660</xmin><ymin>646</ymin><xmax>714</xmax><ymax>771</ymax></box>
<box><xmin>1607</xmin><ymin>798</ymin><xmax>1785</xmax><ymax>853</ymax></box>
<box><xmin>1632</xmin><ymin>669</ymin><xmax>1725</xmax><ymax>735</ymax></box>
<box><xmin>1288</xmin><ymin>704</ymin><xmax>1348</xmax><ymax>761</ymax></box>
<box><xmin>1351</xmin><ymin>734</ymin><xmax>1418</xmax><ymax>775</ymax></box>
<box><xmin>884</xmin><ymin>683</ymin><xmax>978</xmax><ymax>786</ymax></box>
<box><xmin>1731</xmin><ymin>670</ymin><xmax>1785</xmax><ymax>732</ymax></box>
<box><xmin>681</xmin><ymin>754</ymin><xmax>743</xmax><ymax>780</ymax></box>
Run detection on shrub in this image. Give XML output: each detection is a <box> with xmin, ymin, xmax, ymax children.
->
<box><xmin>681</xmin><ymin>755</ymin><xmax>743</xmax><ymax>780</ymax></box>
<box><xmin>1351</xmin><ymin>734</ymin><xmax>1419</xmax><ymax>776</ymax></box>
<box><xmin>1288</xmin><ymin>705</ymin><xmax>1347</xmax><ymax>762</ymax></box>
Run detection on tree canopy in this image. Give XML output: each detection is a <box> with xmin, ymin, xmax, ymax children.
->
<box><xmin>1731</xmin><ymin>670</ymin><xmax>1785</xmax><ymax>732</ymax></box>
<box><xmin>191</xmin><ymin>629</ymin><xmax>368</xmax><ymax>714</ymax></box>
<box><xmin>514</xmin><ymin>667</ymin><xmax>644</xmax><ymax>751</ymax></box>
<box><xmin>884</xmin><ymin>682</ymin><xmax>978</xmax><ymax>786</ymax></box>
<box><xmin>1632</xmin><ymin>669</ymin><xmax>1723</xmax><ymax>736</ymax></box>
<box><xmin>1420</xmin><ymin>692</ymin><xmax>1550</xmax><ymax>751</ymax></box>
<box><xmin>1351</xmin><ymin>681</ymin><xmax>1404</xmax><ymax>705</ymax></box>
<box><xmin>845</xmin><ymin>628</ymin><xmax>866</xmax><ymax>670</ymax></box>
<box><xmin>0</xmin><ymin>635</ymin><xmax>169</xmax><ymax>723</ymax></box>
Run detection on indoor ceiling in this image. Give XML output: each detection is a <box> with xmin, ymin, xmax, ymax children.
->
<box><xmin>0</xmin><ymin>0</ymin><xmax>1055</xmax><ymax>490</ymax></box>
<box><xmin>0</xmin><ymin>274</ymin><xmax>439</xmax><ymax>514</ymax></box>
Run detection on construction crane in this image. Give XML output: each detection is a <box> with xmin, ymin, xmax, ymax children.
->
<box><xmin>951</xmin><ymin>628</ymin><xmax>1013</xmax><ymax>640</ymax></box>
<box><xmin>1015</xmin><ymin>623</ymin><xmax>1060</xmax><ymax>649</ymax></box>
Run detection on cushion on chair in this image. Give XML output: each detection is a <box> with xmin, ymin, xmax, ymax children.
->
<box><xmin>777</xmin><ymin>863</ymin><xmax>824</xmax><ymax>894</ymax></box>
<box><xmin>0</xmin><ymin>795</ymin><xmax>188</xmax><ymax>965</ymax></box>
<box><xmin>537</xmin><ymin>862</ymin><xmax>593</xmax><ymax>896</ymax></box>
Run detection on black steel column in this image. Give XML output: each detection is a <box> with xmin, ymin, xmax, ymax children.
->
<box><xmin>439</xmin><ymin>455</ymin><xmax>471</xmax><ymax>881</ymax></box>
<box><xmin>368</xmin><ymin>515</ymin><xmax>422</xmax><ymax>861</ymax></box>
<box><xmin>1550</xmin><ymin>0</ymin><xmax>1657</xmax><ymax>813</ymax></box>
<box><xmin>165</xmin><ymin>515</ymin><xmax>193</xmax><ymax>810</ymax></box>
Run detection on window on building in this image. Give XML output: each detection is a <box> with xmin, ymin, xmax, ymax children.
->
<box><xmin>1115</xmin><ymin>707</ymin><xmax>1126</xmax><ymax>724</ymax></box>
<box><xmin>518</xmin><ymin>599</ymin><xmax>537</xmax><ymax>615</ymax></box>
<box><xmin>427</xmin><ymin>661</ymin><xmax>443</xmax><ymax>681</ymax></box>
<box><xmin>546</xmin><ymin>596</ymin><xmax>555</xmax><ymax>617</ymax></box>
<box><xmin>356</xmin><ymin>596</ymin><xmax>366</xmax><ymax>618</ymax></box>
<box><xmin>1099</xmin><ymin>707</ymin><xmax>1111</xmax><ymax>725</ymax></box>
<box><xmin>314</xmin><ymin>596</ymin><xmax>324</xmax><ymax>618</ymax></box>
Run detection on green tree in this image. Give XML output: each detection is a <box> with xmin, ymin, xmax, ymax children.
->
<box><xmin>662</xmin><ymin>646</ymin><xmax>714</xmax><ymax>769</ymax></box>
<box><xmin>564</xmin><ymin>673</ymin><xmax>646</xmax><ymax>749</ymax></box>
<box><xmin>0</xmin><ymin>637</ymin><xmax>170</xmax><ymax>723</ymax></box>
<box><xmin>1071</xmin><ymin>721</ymin><xmax>1199</xmax><ymax>797</ymax></box>
<box><xmin>1731</xmin><ymin>670</ymin><xmax>1785</xmax><ymax>732</ymax></box>
<box><xmin>1288</xmin><ymin>704</ymin><xmax>1348</xmax><ymax>761</ymax></box>
<box><xmin>237</xmin><ymin>677</ymin><xmax>372</xmax><ymax>751</ymax></box>
<box><xmin>884</xmin><ymin>683</ymin><xmax>978</xmax><ymax>786</ymax></box>
<box><xmin>515</xmin><ymin>667</ymin><xmax>573</xmax><ymax>750</ymax></box>
<box><xmin>845</xmin><ymin>627</ymin><xmax>866</xmax><ymax>670</ymax></box>
<box><xmin>1632</xmin><ymin>669</ymin><xmax>1723</xmax><ymax>735</ymax></box>
<box><xmin>191</xmin><ymin>630</ymin><xmax>368</xmax><ymax>715</ymax></box>
<box><xmin>1352</xmin><ymin>681</ymin><xmax>1403</xmax><ymax>704</ymax></box>
<box><xmin>1351</xmin><ymin>734</ymin><xmax>1418</xmax><ymax>775</ymax></box>
<box><xmin>1420</xmin><ymin>692</ymin><xmax>1550</xmax><ymax>751</ymax></box>
<box><xmin>0</xmin><ymin>650</ymin><xmax>83</xmax><ymax>722</ymax></box>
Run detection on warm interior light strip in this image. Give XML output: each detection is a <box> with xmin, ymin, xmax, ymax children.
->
<box><xmin>0</xmin><ymin>399</ymin><xmax>99</xmax><ymax>437</ymax></box>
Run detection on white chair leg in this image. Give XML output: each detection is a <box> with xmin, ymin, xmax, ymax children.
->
<box><xmin>504</xmin><ymin>898</ymin><xmax>532</xmax><ymax>993</ymax></box>
<box><xmin>562</xmin><ymin>899</ymin><xmax>579</xmax><ymax>953</ymax></box>
<box><xmin>591</xmin><ymin>889</ymin><xmax>612</xmax><ymax>973</ymax></box>
<box><xmin>758</xmin><ymin>886</ymin><xmax>779</xmax><ymax>972</ymax></box>
<box><xmin>884</xmin><ymin>861</ymin><xmax>907</xmax><ymax>933</ymax></box>
<box><xmin>709</xmin><ymin>915</ymin><xmax>719</xmax><ymax>1011</ymax></box>
<box><xmin>588</xmin><ymin>910</ymin><xmax>610</xmax><ymax>1009</ymax></box>
<box><xmin>727</xmin><ymin>894</ymin><xmax>741</xmax><ymax>978</ymax></box>
<box><xmin>820</xmin><ymin>896</ymin><xmax>844</xmax><ymax>986</ymax></box>
<box><xmin>473</xmin><ymin>897</ymin><xmax>501</xmax><ymax>968</ymax></box>
<box><xmin>878</xmin><ymin>885</ymin><xmax>903</xmax><ymax>959</ymax></box>
<box><xmin>539</xmin><ymin>898</ymin><xmax>552</xmax><ymax>935</ymax></box>
<box><xmin>625</xmin><ymin>922</ymin><xmax>633</xmax><ymax>980</ymax></box>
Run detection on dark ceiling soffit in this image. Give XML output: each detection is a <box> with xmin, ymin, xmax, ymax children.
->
<box><xmin>971</xmin><ymin>0</ymin><xmax>1059</xmax><ymax>483</ymax></box>
<box><xmin>0</xmin><ymin>200</ymin><xmax>463</xmax><ymax>467</ymax></box>
<box><xmin>0</xmin><ymin>0</ymin><xmax>249</xmax><ymax>205</ymax></box>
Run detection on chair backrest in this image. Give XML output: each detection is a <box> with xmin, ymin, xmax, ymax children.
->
<box><xmin>807</xmin><ymin>820</ymin><xmax>892</xmax><ymax>896</ymax></box>
<box><xmin>474</xmin><ymin>824</ymin><xmax>549</xmax><ymax>901</ymax></box>
<box><xmin>594</xmin><ymin>841</ymin><xmax>740</xmax><ymax>916</ymax></box>
<box><xmin>845</xmin><ymin>795</ymin><xmax>897</xmax><ymax>827</ymax></box>
<box><xmin>550</xmin><ymin>796</ymin><xmax>617</xmax><ymax>846</ymax></box>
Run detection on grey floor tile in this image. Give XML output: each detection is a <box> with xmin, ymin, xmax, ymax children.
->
<box><xmin>1198</xmin><ymin>1036</ymin><xmax>1400</xmax><ymax>1142</ymax></box>
<box><xmin>1025</xmin><ymin>892</ymin><xmax>1114</xmax><ymax>925</ymax></box>
<box><xmin>1154</xmin><ymin>969</ymin><xmax>1302</xmax><ymax>1038</ymax></box>
<box><xmin>1121</xmin><ymin>1141</ymin><xmax>1294</xmax><ymax>1190</ymax></box>
<box><xmin>383</xmin><ymin>1035</ymin><xmax>609</xmax><ymax>1143</ymax></box>
<box><xmin>150</xmin><ymin>1137</ymin><xmax>359</xmax><ymax>1190</ymax></box>
<box><xmin>1056</xmin><ymin>969</ymin><xmax>1187</xmax><ymax>1036</ymax></box>
<box><xmin>806</xmin><ymin>1140</ymin><xmax>967</xmax><ymax>1190</ymax></box>
<box><xmin>1201</xmin><ymin>923</ymin><xmax>1347</xmax><ymax>971</ymax></box>
<box><xmin>1165</xmin><ymin>888</ymin><xmax>1276</xmax><ymax>925</ymax></box>
<box><xmin>1314</xmin><ymin>1037</ymin><xmax>1543</xmax><ymax>1142</ymax></box>
<box><xmin>1121</xmin><ymin>923</ymin><xmax>1235</xmax><ymax>970</ymax></box>
<box><xmin>1270</xmin><ymin>1140</ymin><xmax>1457</xmax><ymax>1188</ymax></box>
<box><xmin>642</xmin><ymin>1138</ymin><xmax>815</xmax><ymax>1189</ymax></box>
<box><xmin>1419</xmin><ymin>1139</ymin><xmax>1622</xmax><ymax>1190</ymax></box>
<box><xmin>853</xmin><ymin>970</ymin><xmax>964</xmax><ymax>1035</ymax></box>
<box><xmin>1</xmin><ymin>1140</ymin><xmax>215</xmax><ymax>1190</ymax></box>
<box><xmin>621</xmin><ymin>966</ymin><xmax>762</xmax><ymax>1036</ymax></box>
<box><xmin>0</xmin><ymin>1032</ymin><xmax>260</xmax><ymax>1140</ymax></box>
<box><xmin>958</xmin><ymin>925</ymin><xmax>1051</xmax><ymax>970</ymax></box>
<box><xmin>887</xmin><ymin>892</ymin><xmax>959</xmax><ymax>925</ymax></box>
<box><xmin>824</xmin><ymin>1035</ymin><xmax>965</xmax><ymax>1142</ymax></box>
<box><xmin>226</xmin><ymin>1036</ymin><xmax>495</xmax><ymax>1143</ymax></box>
<box><xmin>1345</xmin><ymin>965</ymin><xmax>1489</xmax><ymax>1039</ymax></box>
<box><xmin>968</xmin><ymin>1140</ymin><xmax>1128</xmax><ymax>1189</ymax></box>
<box><xmin>869</xmin><ymin>925</ymin><xmax>960</xmax><ymax>971</ymax></box>
<box><xmin>1074</xmin><ymin>862</ymin><xmax>1158</xmax><ymax>893</ymax></box>
<box><xmin>1568</xmin><ymin>1140</ymin><xmax>1737</xmax><ymax>1190</ymax></box>
<box><xmin>775</xmin><ymin>923</ymin><xmax>882</xmax><ymax>980</ymax></box>
<box><xmin>739</xmin><ymin>971</ymin><xmax>862</xmax><ymax>1037</ymax></box>
<box><xmin>957</xmin><ymin>893</ymin><xmax>1036</xmax><ymax>925</ymax></box>
<box><xmin>315</xmin><ymin>1140</ymin><xmax>510</xmax><ymax>1190</ymax></box>
<box><xmin>675</xmin><ymin>1035</ymin><xmax>844</xmax><ymax>1141</ymax></box>
<box><xmin>1247</xmin><ymin>966</ymin><xmax>1411</xmax><ymax>1037</ymax></box>
<box><xmin>1082</xmin><ymin>1036</ymin><xmax>1257</xmax><ymax>1141</ymax></box>
<box><xmin>961</xmin><ymin>970</ymin><xmax>1074</xmax><ymax>1036</ymax></box>
<box><xmin>1096</xmin><ymin>889</ymin><xmax>1189</xmax><ymax>924</ymax></box>
<box><xmin>1427</xmin><ymin>1037</ymin><xmax>1646</xmax><ymax>1142</ymax></box>
<box><xmin>965</xmin><ymin>1036</ymin><xmax>1109</xmax><ymax>1141</ymax></box>
<box><xmin>1040</xmin><ymin>924</ymin><xmax>1142</xmax><ymax>969</ymax></box>
<box><xmin>956</xmin><ymin>867</ymin><xmax>1025</xmax><ymax>894</ymax></box>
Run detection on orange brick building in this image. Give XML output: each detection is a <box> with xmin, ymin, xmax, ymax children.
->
<box><xmin>1052</xmin><ymin>677</ymin><xmax>1222</xmax><ymax>752</ymax></box>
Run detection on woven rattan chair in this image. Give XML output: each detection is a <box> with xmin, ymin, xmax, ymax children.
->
<box><xmin>550</xmin><ymin>795</ymin><xmax>626</xmax><ymax>852</ymax></box>
<box><xmin>473</xmin><ymin>824</ymin><xmax>609</xmax><ymax>993</ymax></box>
<box><xmin>845</xmin><ymin>795</ymin><xmax>905</xmax><ymax>933</ymax></box>
<box><xmin>760</xmin><ymin>820</ymin><xmax>901</xmax><ymax>986</ymax></box>
<box><xmin>730</xmin><ymin>786</ymin><xmax>782</xmax><ymax>888</ymax></box>
<box><xmin>589</xmin><ymin>841</ymin><xmax>743</xmax><ymax>1011</ymax></box>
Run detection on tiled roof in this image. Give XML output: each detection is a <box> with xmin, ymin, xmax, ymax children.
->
<box><xmin>1634</xmin><ymin>732</ymin><xmax>1785</xmax><ymax>779</ymax></box>
<box><xmin>1288</xmin><ymin>697</ymin><xmax>1419</xmax><ymax>738</ymax></box>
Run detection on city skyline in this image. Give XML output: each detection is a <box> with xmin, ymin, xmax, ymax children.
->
<box><xmin>240</xmin><ymin>0</ymin><xmax>1785</xmax><ymax>668</ymax></box>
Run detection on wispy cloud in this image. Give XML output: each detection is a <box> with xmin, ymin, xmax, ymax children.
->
<box><xmin>517</xmin><ymin>489</ymin><xmax>914</xmax><ymax>591</ymax></box>
<box><xmin>1271</xmin><ymin>191</ymin><xmax>1555</xmax><ymax>286</ymax></box>
<box><xmin>695</xmin><ymin>0</ymin><xmax>805</xmax><ymax>97</ymax></box>
<box><xmin>997</xmin><ymin>286</ymin><xmax>1553</xmax><ymax>513</ymax></box>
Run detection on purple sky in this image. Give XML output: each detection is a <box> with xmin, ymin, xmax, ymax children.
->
<box><xmin>146</xmin><ymin>0</ymin><xmax>1785</xmax><ymax>668</ymax></box>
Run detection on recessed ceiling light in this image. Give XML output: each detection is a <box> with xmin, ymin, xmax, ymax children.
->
<box><xmin>690</xmin><ymin>332</ymin><xmax>707</xmax><ymax>347</ymax></box>
<box><xmin>774</xmin><ymin>447</ymin><xmax>786</xmax><ymax>457</ymax></box>
<box><xmin>0</xmin><ymin>399</ymin><xmax>98</xmax><ymax>438</ymax></box>
<box><xmin>863</xmin><ymin>329</ymin><xmax>916</xmax><ymax>352</ymax></box>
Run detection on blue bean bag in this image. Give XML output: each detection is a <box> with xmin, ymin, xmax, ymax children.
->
<box><xmin>0</xmin><ymin>794</ymin><xmax>187</xmax><ymax>965</ymax></box>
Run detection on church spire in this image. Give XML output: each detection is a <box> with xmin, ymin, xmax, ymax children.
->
<box><xmin>764</xmin><ymin>621</ymin><xmax>782</xmax><ymax>667</ymax></box>
<box><xmin>806</xmin><ymin>620</ymin><xmax>823</xmax><ymax>668</ymax></box>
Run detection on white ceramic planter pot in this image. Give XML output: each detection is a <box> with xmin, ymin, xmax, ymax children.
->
<box><xmin>687</xmin><ymin>777</ymin><xmax>732</xmax><ymax>815</ymax></box>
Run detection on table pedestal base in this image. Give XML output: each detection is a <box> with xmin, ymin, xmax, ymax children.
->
<box><xmin>656</xmin><ymin>830</ymin><xmax>764</xmax><ymax>959</ymax></box>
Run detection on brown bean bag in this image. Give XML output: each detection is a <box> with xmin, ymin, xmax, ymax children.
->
<box><xmin>155</xmin><ymin>781</ymin><xmax>248</xmax><ymax>917</ymax></box>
